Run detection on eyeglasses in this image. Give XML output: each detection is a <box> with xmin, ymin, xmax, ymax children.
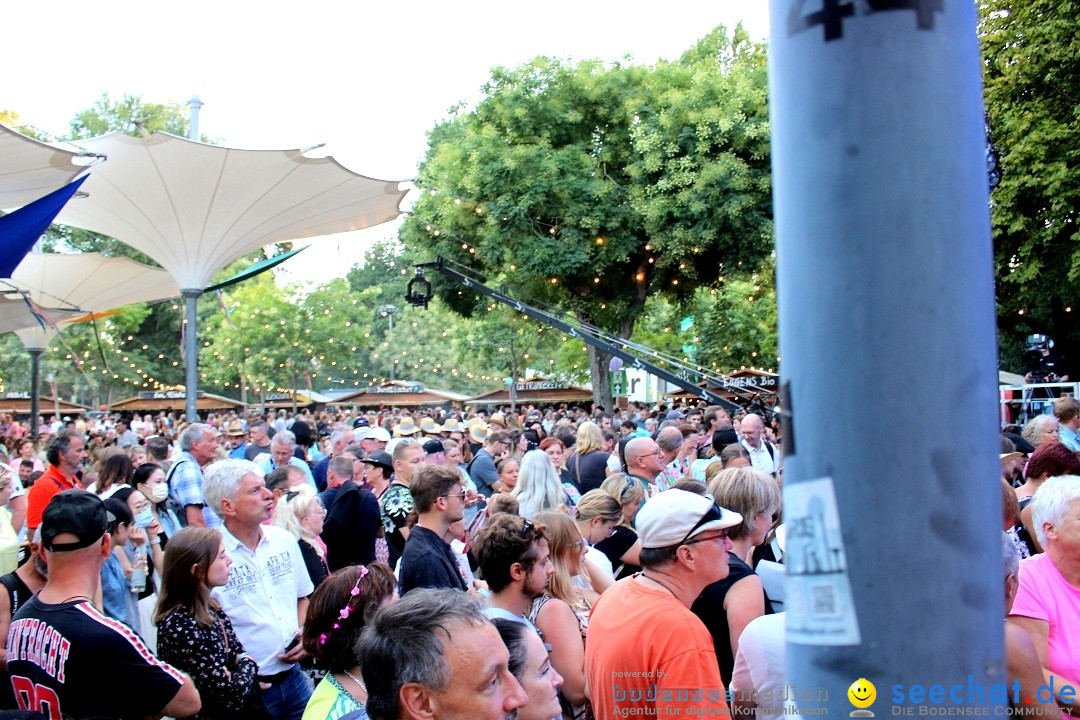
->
<box><xmin>572</xmin><ymin>539</ymin><xmax>585</xmax><ymax>550</ymax></box>
<box><xmin>443</xmin><ymin>492</ymin><xmax>467</xmax><ymax>501</ymax></box>
<box><xmin>683</xmin><ymin>530</ymin><xmax>730</xmax><ymax>546</ymax></box>
<box><xmin>677</xmin><ymin>503</ymin><xmax>725</xmax><ymax>546</ymax></box>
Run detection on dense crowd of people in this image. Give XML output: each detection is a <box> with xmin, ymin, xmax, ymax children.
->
<box><xmin>0</xmin><ymin>394</ymin><xmax>1070</xmax><ymax>718</ymax></box>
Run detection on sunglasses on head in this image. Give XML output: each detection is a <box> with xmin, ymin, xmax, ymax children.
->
<box><xmin>677</xmin><ymin>503</ymin><xmax>725</xmax><ymax>546</ymax></box>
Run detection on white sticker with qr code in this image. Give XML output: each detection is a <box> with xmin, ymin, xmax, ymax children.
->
<box><xmin>783</xmin><ymin>477</ymin><xmax>861</xmax><ymax>646</ymax></box>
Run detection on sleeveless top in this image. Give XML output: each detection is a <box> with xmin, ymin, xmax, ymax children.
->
<box><xmin>529</xmin><ymin>594</ymin><xmax>593</xmax><ymax>720</ymax></box>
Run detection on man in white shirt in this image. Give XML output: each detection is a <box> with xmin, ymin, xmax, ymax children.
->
<box><xmin>740</xmin><ymin>413</ymin><xmax>779</xmax><ymax>475</ymax></box>
<box><xmin>203</xmin><ymin>459</ymin><xmax>314</xmax><ymax>720</ymax></box>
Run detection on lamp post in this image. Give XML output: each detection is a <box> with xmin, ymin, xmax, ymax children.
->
<box><xmin>378</xmin><ymin>305</ymin><xmax>401</xmax><ymax>381</ymax></box>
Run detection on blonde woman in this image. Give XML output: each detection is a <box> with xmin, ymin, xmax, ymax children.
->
<box><xmin>564</xmin><ymin>421</ymin><xmax>610</xmax><ymax>494</ymax></box>
<box><xmin>572</xmin><ymin>490</ymin><xmax>622</xmax><ymax>592</ymax></box>
<box><xmin>594</xmin><ymin>474</ymin><xmax>644</xmax><ymax>579</ymax></box>
<box><xmin>273</xmin><ymin>485</ymin><xmax>329</xmax><ymax>589</ymax></box>
<box><xmin>529</xmin><ymin>511</ymin><xmax>593</xmax><ymax>720</ymax></box>
<box><xmin>692</xmin><ymin>466</ymin><xmax>781</xmax><ymax>687</ymax></box>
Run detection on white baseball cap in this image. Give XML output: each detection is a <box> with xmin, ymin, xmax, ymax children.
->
<box><xmin>635</xmin><ymin>489</ymin><xmax>742</xmax><ymax>549</ymax></box>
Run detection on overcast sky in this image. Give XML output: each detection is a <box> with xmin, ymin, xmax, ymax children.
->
<box><xmin>7</xmin><ymin>1</ymin><xmax>770</xmax><ymax>284</ymax></box>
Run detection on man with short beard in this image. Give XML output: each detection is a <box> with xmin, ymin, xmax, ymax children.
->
<box><xmin>473</xmin><ymin>513</ymin><xmax>554</xmax><ymax>630</ymax></box>
<box><xmin>398</xmin><ymin>465</ymin><xmax>469</xmax><ymax>595</ymax></box>
<box><xmin>26</xmin><ymin>430</ymin><xmax>89</xmax><ymax>536</ymax></box>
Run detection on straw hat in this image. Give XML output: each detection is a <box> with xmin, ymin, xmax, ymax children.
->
<box><xmin>489</xmin><ymin>412</ymin><xmax>507</xmax><ymax>428</ymax></box>
<box><xmin>469</xmin><ymin>422</ymin><xmax>491</xmax><ymax>444</ymax></box>
<box><xmin>418</xmin><ymin>417</ymin><xmax>443</xmax><ymax>435</ymax></box>
<box><xmin>441</xmin><ymin>417</ymin><xmax>463</xmax><ymax>433</ymax></box>
<box><xmin>395</xmin><ymin>417</ymin><xmax>421</xmax><ymax>436</ymax></box>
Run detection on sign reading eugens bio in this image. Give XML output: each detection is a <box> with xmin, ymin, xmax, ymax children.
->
<box><xmin>715</xmin><ymin>374</ymin><xmax>778</xmax><ymax>390</ymax></box>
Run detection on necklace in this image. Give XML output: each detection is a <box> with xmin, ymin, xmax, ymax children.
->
<box><xmin>61</xmin><ymin>595</ymin><xmax>91</xmax><ymax>604</ymax></box>
<box><xmin>341</xmin><ymin>668</ymin><xmax>367</xmax><ymax>695</ymax></box>
<box><xmin>640</xmin><ymin>573</ymin><xmax>677</xmax><ymax>598</ymax></box>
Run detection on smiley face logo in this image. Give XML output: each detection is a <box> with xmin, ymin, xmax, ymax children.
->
<box><xmin>848</xmin><ymin>678</ymin><xmax>876</xmax><ymax>714</ymax></box>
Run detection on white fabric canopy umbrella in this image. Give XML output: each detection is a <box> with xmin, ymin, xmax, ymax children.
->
<box><xmin>0</xmin><ymin>124</ymin><xmax>87</xmax><ymax>210</ymax></box>
<box><xmin>6</xmin><ymin>252</ymin><xmax>182</xmax><ymax>427</ymax></box>
<box><xmin>10</xmin><ymin>252</ymin><xmax>180</xmax><ymax>315</ymax></box>
<box><xmin>48</xmin><ymin>130</ymin><xmax>409</xmax><ymax>420</ymax></box>
<box><xmin>52</xmin><ymin>132</ymin><xmax>409</xmax><ymax>289</ymax></box>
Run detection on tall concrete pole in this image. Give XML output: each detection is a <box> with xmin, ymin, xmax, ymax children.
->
<box><xmin>770</xmin><ymin>0</ymin><xmax>1002</xmax><ymax>713</ymax></box>
<box><xmin>29</xmin><ymin>349</ymin><xmax>42</xmax><ymax>443</ymax></box>
<box><xmin>183</xmin><ymin>289</ymin><xmax>201</xmax><ymax>422</ymax></box>
<box><xmin>188</xmin><ymin>95</ymin><xmax>202</xmax><ymax>141</ymax></box>
<box><xmin>184</xmin><ymin>97</ymin><xmax>203</xmax><ymax>422</ymax></box>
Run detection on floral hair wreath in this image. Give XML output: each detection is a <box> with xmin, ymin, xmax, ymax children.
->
<box><xmin>319</xmin><ymin>565</ymin><xmax>369</xmax><ymax>645</ymax></box>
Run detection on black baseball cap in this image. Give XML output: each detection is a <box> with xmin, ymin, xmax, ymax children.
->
<box><xmin>360</xmin><ymin>450</ymin><xmax>394</xmax><ymax>474</ymax></box>
<box><xmin>1002</xmin><ymin>432</ymin><xmax>1036</xmax><ymax>456</ymax></box>
<box><xmin>422</xmin><ymin>438</ymin><xmax>445</xmax><ymax>455</ymax></box>
<box><xmin>42</xmin><ymin>491</ymin><xmax>112</xmax><ymax>552</ymax></box>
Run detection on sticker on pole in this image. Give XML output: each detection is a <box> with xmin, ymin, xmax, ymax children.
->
<box><xmin>784</xmin><ymin>477</ymin><xmax>861</xmax><ymax>645</ymax></box>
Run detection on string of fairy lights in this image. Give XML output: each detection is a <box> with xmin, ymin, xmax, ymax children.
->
<box><xmin>3</xmin><ymin>183</ymin><xmax>779</xmax><ymax>397</ymax></box>
<box><xmin>411</xmin><ymin>187</ymin><xmax>780</xmax><ymax>373</ymax></box>
<box><xmin>417</xmin><ymin>184</ymin><xmax>778</xmax><ymax>308</ymax></box>
<box><xmin>31</xmin><ymin>276</ymin><xmax>777</xmax><ymax>401</ymax></box>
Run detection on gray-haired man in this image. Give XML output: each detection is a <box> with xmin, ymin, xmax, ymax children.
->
<box><xmin>167</xmin><ymin>423</ymin><xmax>222</xmax><ymax>528</ymax></box>
<box><xmin>359</xmin><ymin>588</ymin><xmax>527</xmax><ymax>720</ymax></box>
<box><xmin>204</xmin><ymin>459</ymin><xmax>313</xmax><ymax>720</ymax></box>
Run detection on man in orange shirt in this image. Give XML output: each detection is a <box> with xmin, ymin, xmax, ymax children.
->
<box><xmin>586</xmin><ymin>489</ymin><xmax>741</xmax><ymax>718</ymax></box>
<box><xmin>25</xmin><ymin>430</ymin><xmax>88</xmax><ymax>535</ymax></box>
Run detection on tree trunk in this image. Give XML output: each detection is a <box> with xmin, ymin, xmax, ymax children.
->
<box><xmin>587</xmin><ymin>345</ymin><xmax>613</xmax><ymax>411</ymax></box>
<box><xmin>508</xmin><ymin>342</ymin><xmax>519</xmax><ymax>415</ymax></box>
<box><xmin>584</xmin><ymin>313</ymin><xmax>637</xmax><ymax>412</ymax></box>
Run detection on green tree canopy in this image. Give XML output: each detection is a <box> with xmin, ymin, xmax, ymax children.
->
<box><xmin>400</xmin><ymin>25</ymin><xmax>772</xmax><ymax>407</ymax></box>
<box><xmin>980</xmin><ymin>0</ymin><xmax>1080</xmax><ymax>369</ymax></box>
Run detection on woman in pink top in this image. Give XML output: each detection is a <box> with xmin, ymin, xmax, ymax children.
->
<box><xmin>1010</xmin><ymin>475</ymin><xmax>1080</xmax><ymax>714</ymax></box>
